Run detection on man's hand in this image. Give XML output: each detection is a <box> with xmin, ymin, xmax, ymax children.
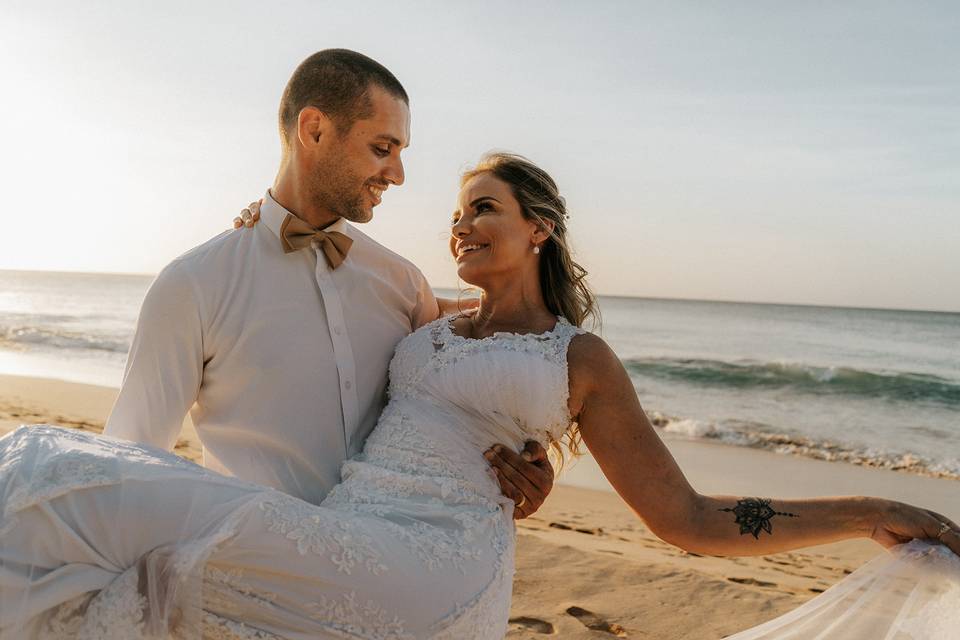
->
<box><xmin>484</xmin><ymin>441</ymin><xmax>554</xmax><ymax>519</ymax></box>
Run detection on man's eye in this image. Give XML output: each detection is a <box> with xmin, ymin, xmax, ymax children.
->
<box><xmin>373</xmin><ymin>146</ymin><xmax>390</xmax><ymax>156</ymax></box>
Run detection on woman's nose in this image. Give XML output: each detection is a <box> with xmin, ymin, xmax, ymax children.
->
<box><xmin>451</xmin><ymin>217</ymin><xmax>471</xmax><ymax>237</ymax></box>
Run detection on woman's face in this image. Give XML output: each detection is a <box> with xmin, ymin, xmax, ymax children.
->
<box><xmin>450</xmin><ymin>173</ymin><xmax>541</xmax><ymax>286</ymax></box>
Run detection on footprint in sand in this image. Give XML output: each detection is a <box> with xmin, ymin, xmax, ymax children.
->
<box><xmin>508</xmin><ymin>616</ymin><xmax>556</xmax><ymax>634</ymax></box>
<box><xmin>566</xmin><ymin>606</ymin><xmax>628</xmax><ymax>637</ymax></box>
<box><xmin>727</xmin><ymin>577</ymin><xmax>779</xmax><ymax>588</ymax></box>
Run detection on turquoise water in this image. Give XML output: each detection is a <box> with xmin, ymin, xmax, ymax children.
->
<box><xmin>2</xmin><ymin>270</ymin><xmax>958</xmax><ymax>478</ymax></box>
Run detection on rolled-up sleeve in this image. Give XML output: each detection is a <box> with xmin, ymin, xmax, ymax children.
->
<box><xmin>105</xmin><ymin>260</ymin><xmax>204</xmax><ymax>450</ymax></box>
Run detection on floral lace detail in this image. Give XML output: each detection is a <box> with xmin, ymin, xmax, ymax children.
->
<box><xmin>357</xmin><ymin>408</ymin><xmax>474</xmax><ymax>484</ymax></box>
<box><xmin>258</xmin><ymin>493</ymin><xmax>389</xmax><ymax>575</ymax></box>
<box><xmin>76</xmin><ymin>567</ymin><xmax>147</xmax><ymax>640</ymax></box>
<box><xmin>202</xmin><ymin>613</ymin><xmax>283</xmax><ymax>640</ymax></box>
<box><xmin>1</xmin><ymin>425</ymin><xmax>229</xmax><ymax>534</ymax></box>
<box><xmin>306</xmin><ymin>592</ymin><xmax>415</xmax><ymax>640</ymax></box>
<box><xmin>38</xmin><ymin>593</ymin><xmax>91</xmax><ymax>639</ymax></box>
<box><xmin>4</xmin><ymin>453</ymin><xmax>120</xmax><ymax>516</ymax></box>
<box><xmin>204</xmin><ymin>565</ymin><xmax>278</xmax><ymax>617</ymax></box>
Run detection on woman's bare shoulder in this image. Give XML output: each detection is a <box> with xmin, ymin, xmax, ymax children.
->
<box><xmin>568</xmin><ymin>331</ymin><xmax>620</xmax><ymax>374</ymax></box>
<box><xmin>567</xmin><ymin>332</ymin><xmax>627</xmax><ymax>414</ymax></box>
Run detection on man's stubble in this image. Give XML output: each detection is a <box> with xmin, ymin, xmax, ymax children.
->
<box><xmin>309</xmin><ymin>147</ymin><xmax>372</xmax><ymax>225</ymax></box>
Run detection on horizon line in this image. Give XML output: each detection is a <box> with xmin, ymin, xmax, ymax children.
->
<box><xmin>2</xmin><ymin>267</ymin><xmax>958</xmax><ymax>316</ymax></box>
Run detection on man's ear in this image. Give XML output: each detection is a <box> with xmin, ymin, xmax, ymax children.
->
<box><xmin>296</xmin><ymin>106</ymin><xmax>333</xmax><ymax>149</ymax></box>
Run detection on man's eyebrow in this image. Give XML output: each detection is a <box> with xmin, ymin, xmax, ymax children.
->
<box><xmin>374</xmin><ymin>134</ymin><xmax>407</xmax><ymax>148</ymax></box>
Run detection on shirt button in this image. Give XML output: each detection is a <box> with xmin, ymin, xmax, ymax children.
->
<box><xmin>344</xmin><ymin>380</ymin><xmax>352</xmax><ymax>390</ymax></box>
<box><xmin>334</xmin><ymin>326</ymin><xmax>343</xmax><ymax>335</ymax></box>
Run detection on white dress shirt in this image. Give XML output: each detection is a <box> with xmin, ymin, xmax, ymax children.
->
<box><xmin>106</xmin><ymin>191</ymin><xmax>440</xmax><ymax>504</ymax></box>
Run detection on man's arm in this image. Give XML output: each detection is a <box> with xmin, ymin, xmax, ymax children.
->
<box><xmin>105</xmin><ymin>261</ymin><xmax>204</xmax><ymax>450</ymax></box>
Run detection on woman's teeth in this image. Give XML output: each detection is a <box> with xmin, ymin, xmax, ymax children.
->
<box><xmin>458</xmin><ymin>244</ymin><xmax>487</xmax><ymax>256</ymax></box>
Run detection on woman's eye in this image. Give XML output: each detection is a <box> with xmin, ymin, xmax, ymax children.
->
<box><xmin>475</xmin><ymin>202</ymin><xmax>492</xmax><ymax>212</ymax></box>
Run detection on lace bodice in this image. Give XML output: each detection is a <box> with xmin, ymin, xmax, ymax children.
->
<box><xmin>389</xmin><ymin>314</ymin><xmax>583</xmax><ymax>447</ymax></box>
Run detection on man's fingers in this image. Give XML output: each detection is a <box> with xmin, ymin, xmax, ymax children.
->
<box><xmin>491</xmin><ymin>458</ymin><xmax>538</xmax><ymax>505</ymax></box>
<box><xmin>489</xmin><ymin>445</ymin><xmax>551</xmax><ymax>490</ymax></box>
<box><xmin>522</xmin><ymin>440</ymin><xmax>550</xmax><ymax>465</ymax></box>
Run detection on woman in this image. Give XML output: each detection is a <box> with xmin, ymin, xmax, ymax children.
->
<box><xmin>1</xmin><ymin>153</ymin><xmax>958</xmax><ymax>639</ymax></box>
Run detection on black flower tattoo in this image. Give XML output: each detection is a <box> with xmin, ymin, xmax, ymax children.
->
<box><xmin>719</xmin><ymin>497</ymin><xmax>799</xmax><ymax>539</ymax></box>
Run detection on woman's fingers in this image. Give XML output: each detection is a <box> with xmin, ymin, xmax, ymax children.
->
<box><xmin>233</xmin><ymin>200</ymin><xmax>263</xmax><ymax>229</ymax></box>
<box><xmin>925</xmin><ymin>509</ymin><xmax>960</xmax><ymax>533</ymax></box>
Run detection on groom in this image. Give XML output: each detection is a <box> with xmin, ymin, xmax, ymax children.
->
<box><xmin>105</xmin><ymin>49</ymin><xmax>552</xmax><ymax>518</ymax></box>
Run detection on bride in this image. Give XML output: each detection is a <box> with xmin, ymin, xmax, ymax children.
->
<box><xmin>1</xmin><ymin>153</ymin><xmax>958</xmax><ymax>639</ymax></box>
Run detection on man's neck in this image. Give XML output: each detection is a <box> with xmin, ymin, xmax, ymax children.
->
<box><xmin>272</xmin><ymin>169</ymin><xmax>340</xmax><ymax>229</ymax></box>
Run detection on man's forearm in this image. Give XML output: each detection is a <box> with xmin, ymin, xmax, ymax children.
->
<box><xmin>678</xmin><ymin>494</ymin><xmax>877</xmax><ymax>557</ymax></box>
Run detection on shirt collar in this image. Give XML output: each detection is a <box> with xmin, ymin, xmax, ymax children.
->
<box><xmin>260</xmin><ymin>190</ymin><xmax>350</xmax><ymax>243</ymax></box>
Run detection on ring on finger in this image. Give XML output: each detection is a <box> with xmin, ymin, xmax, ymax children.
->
<box><xmin>937</xmin><ymin>522</ymin><xmax>952</xmax><ymax>540</ymax></box>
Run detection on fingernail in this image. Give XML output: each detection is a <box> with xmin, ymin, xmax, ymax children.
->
<box><xmin>494</xmin><ymin>445</ymin><xmax>503</xmax><ymax>453</ymax></box>
<box><xmin>522</xmin><ymin>452</ymin><xmax>532</xmax><ymax>461</ymax></box>
<box><xmin>483</xmin><ymin>451</ymin><xmax>494</xmax><ymax>460</ymax></box>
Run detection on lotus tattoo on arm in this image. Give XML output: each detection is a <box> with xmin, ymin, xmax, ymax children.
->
<box><xmin>719</xmin><ymin>497</ymin><xmax>800</xmax><ymax>539</ymax></box>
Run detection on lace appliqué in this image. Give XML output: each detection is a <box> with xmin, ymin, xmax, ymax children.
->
<box><xmin>38</xmin><ymin>571</ymin><xmax>151</xmax><ymax>640</ymax></box>
<box><xmin>204</xmin><ymin>565</ymin><xmax>278</xmax><ymax>617</ymax></box>
<box><xmin>307</xmin><ymin>592</ymin><xmax>415</xmax><ymax>640</ymax></box>
<box><xmin>202</xmin><ymin>613</ymin><xmax>283</xmax><ymax>640</ymax></box>
<box><xmin>258</xmin><ymin>494</ymin><xmax>389</xmax><ymax>576</ymax></box>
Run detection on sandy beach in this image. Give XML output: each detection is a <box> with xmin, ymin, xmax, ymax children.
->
<box><xmin>1</xmin><ymin>373</ymin><xmax>957</xmax><ymax>639</ymax></box>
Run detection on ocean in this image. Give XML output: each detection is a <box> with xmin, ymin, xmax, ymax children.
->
<box><xmin>1</xmin><ymin>269</ymin><xmax>958</xmax><ymax>480</ymax></box>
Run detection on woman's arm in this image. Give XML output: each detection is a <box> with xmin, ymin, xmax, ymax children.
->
<box><xmin>568</xmin><ymin>334</ymin><xmax>960</xmax><ymax>557</ymax></box>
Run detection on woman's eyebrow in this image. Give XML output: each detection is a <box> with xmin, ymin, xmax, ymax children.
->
<box><xmin>469</xmin><ymin>196</ymin><xmax>501</xmax><ymax>207</ymax></box>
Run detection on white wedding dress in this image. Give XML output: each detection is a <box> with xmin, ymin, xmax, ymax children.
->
<box><xmin>1</xmin><ymin>315</ymin><xmax>958</xmax><ymax>639</ymax></box>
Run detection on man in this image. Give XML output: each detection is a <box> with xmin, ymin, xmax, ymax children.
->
<box><xmin>106</xmin><ymin>49</ymin><xmax>551</xmax><ymax>517</ymax></box>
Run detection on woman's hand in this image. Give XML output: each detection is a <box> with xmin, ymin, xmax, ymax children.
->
<box><xmin>233</xmin><ymin>200</ymin><xmax>262</xmax><ymax>228</ymax></box>
<box><xmin>870</xmin><ymin>499</ymin><xmax>960</xmax><ymax>555</ymax></box>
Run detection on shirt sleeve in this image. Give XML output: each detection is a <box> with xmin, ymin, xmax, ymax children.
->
<box><xmin>104</xmin><ymin>260</ymin><xmax>204</xmax><ymax>450</ymax></box>
<box><xmin>410</xmin><ymin>269</ymin><xmax>441</xmax><ymax>329</ymax></box>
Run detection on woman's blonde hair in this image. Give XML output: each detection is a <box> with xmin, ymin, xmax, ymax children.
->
<box><xmin>461</xmin><ymin>152</ymin><xmax>600</xmax><ymax>466</ymax></box>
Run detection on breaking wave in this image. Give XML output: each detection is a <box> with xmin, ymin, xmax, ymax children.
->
<box><xmin>625</xmin><ymin>357</ymin><xmax>960</xmax><ymax>408</ymax></box>
<box><xmin>646</xmin><ymin>411</ymin><xmax>960</xmax><ymax>481</ymax></box>
<box><xmin>0</xmin><ymin>325</ymin><xmax>129</xmax><ymax>354</ymax></box>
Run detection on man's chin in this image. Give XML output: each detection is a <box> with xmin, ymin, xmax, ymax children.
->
<box><xmin>342</xmin><ymin>207</ymin><xmax>374</xmax><ymax>224</ymax></box>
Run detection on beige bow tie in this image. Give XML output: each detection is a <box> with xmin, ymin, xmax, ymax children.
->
<box><xmin>279</xmin><ymin>214</ymin><xmax>353</xmax><ymax>270</ymax></box>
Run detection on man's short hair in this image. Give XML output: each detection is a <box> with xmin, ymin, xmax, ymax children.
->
<box><xmin>278</xmin><ymin>49</ymin><xmax>408</xmax><ymax>145</ymax></box>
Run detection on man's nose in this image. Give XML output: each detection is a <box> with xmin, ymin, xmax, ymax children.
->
<box><xmin>384</xmin><ymin>155</ymin><xmax>405</xmax><ymax>186</ymax></box>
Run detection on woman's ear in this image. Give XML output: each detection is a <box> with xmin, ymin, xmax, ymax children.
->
<box><xmin>534</xmin><ymin>218</ymin><xmax>556</xmax><ymax>244</ymax></box>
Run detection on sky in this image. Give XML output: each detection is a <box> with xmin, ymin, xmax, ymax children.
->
<box><xmin>1</xmin><ymin>1</ymin><xmax>958</xmax><ymax>312</ymax></box>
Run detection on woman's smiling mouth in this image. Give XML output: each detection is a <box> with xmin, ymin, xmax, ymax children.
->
<box><xmin>456</xmin><ymin>243</ymin><xmax>489</xmax><ymax>261</ymax></box>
